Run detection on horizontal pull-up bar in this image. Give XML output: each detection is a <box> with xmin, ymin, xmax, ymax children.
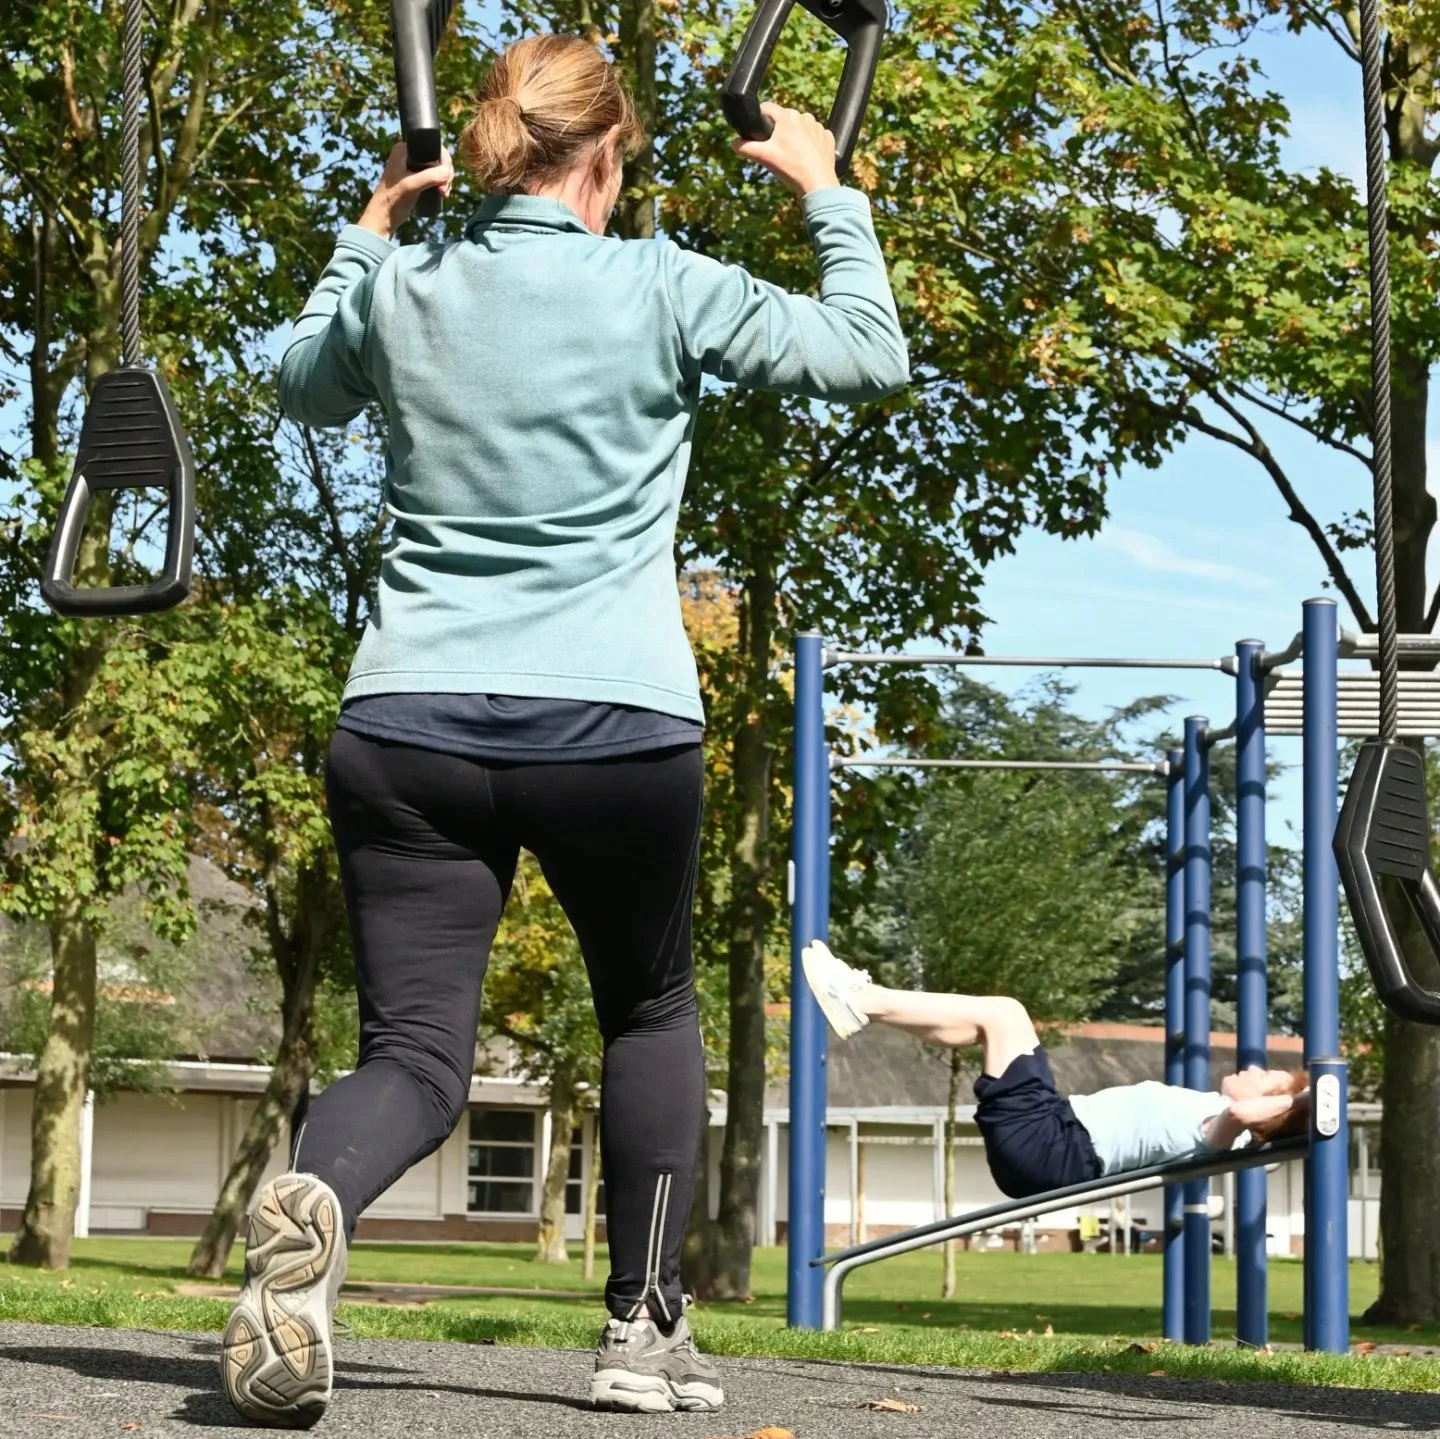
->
<box><xmin>831</xmin><ymin>756</ymin><xmax>1169</xmax><ymax>775</ymax></box>
<box><xmin>826</xmin><ymin>650</ymin><xmax>1233</xmax><ymax>673</ymax></box>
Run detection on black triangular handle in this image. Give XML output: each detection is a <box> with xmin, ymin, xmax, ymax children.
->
<box><xmin>721</xmin><ymin>0</ymin><xmax>888</xmax><ymax>173</ymax></box>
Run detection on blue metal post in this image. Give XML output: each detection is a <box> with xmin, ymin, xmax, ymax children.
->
<box><xmin>1163</xmin><ymin>747</ymin><xmax>1186</xmax><ymax>1342</ymax></box>
<box><xmin>788</xmin><ymin>633</ymin><xmax>831</xmax><ymax>1328</ymax></box>
<box><xmin>1301</xmin><ymin>599</ymin><xmax>1349</xmax><ymax>1354</ymax></box>
<box><xmin>1235</xmin><ymin>639</ymin><xmax>1269</xmax><ymax>1349</ymax></box>
<box><xmin>1183</xmin><ymin>716</ymin><xmax>1212</xmax><ymax>1346</ymax></box>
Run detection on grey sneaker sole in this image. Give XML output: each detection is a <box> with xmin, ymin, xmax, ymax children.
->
<box><xmin>591</xmin><ymin>1369</ymin><xmax>725</xmax><ymax>1413</ymax></box>
<box><xmin>221</xmin><ymin>1174</ymin><xmax>342</xmax><ymax>1429</ymax></box>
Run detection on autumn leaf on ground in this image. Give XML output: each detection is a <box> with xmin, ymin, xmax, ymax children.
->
<box><xmin>1354</xmin><ymin>1341</ymin><xmax>1378</xmax><ymax>1353</ymax></box>
<box><xmin>1126</xmin><ymin>1341</ymin><xmax>1158</xmax><ymax>1354</ymax></box>
<box><xmin>745</xmin><ymin>1429</ymin><xmax>797</xmax><ymax>1439</ymax></box>
<box><xmin>860</xmin><ymin>1397</ymin><xmax>922</xmax><ymax>1413</ymax></box>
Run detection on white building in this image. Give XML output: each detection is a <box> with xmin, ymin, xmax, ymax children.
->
<box><xmin>0</xmin><ymin>1019</ymin><xmax>1383</xmax><ymax>1258</ymax></box>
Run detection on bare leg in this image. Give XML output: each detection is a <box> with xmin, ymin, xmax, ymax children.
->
<box><xmin>855</xmin><ymin>985</ymin><xmax>1040</xmax><ymax>1078</ymax></box>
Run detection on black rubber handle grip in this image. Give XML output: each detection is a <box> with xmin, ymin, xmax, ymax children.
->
<box><xmin>41</xmin><ymin>366</ymin><xmax>196</xmax><ymax>617</ymax></box>
<box><xmin>392</xmin><ymin>0</ymin><xmax>455</xmax><ymax>223</ymax></box>
<box><xmin>721</xmin><ymin>0</ymin><xmax>888</xmax><ymax>173</ymax></box>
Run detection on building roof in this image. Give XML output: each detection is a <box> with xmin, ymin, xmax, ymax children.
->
<box><xmin>766</xmin><ymin>1020</ymin><xmax>1305</xmax><ymax>1113</ymax></box>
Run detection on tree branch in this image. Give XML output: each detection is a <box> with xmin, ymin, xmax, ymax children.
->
<box><xmin>299</xmin><ymin>427</ymin><xmax>365</xmax><ymax>636</ymax></box>
<box><xmin>1157</xmin><ymin>391</ymin><xmax>1374</xmax><ymax>628</ymax></box>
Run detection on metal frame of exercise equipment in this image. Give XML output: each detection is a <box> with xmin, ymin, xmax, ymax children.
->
<box><xmin>786</xmin><ymin>599</ymin><xmax>1383</xmax><ymax>1350</ymax></box>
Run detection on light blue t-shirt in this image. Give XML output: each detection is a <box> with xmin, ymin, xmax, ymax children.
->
<box><xmin>1069</xmin><ymin>1081</ymin><xmax>1236</xmax><ymax>1175</ymax></box>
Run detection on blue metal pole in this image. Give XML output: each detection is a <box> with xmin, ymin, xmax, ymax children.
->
<box><xmin>788</xmin><ymin>633</ymin><xmax>831</xmax><ymax>1328</ymax></box>
<box><xmin>1183</xmin><ymin>716</ymin><xmax>1212</xmax><ymax>1346</ymax></box>
<box><xmin>1163</xmin><ymin>747</ymin><xmax>1186</xmax><ymax>1342</ymax></box>
<box><xmin>1301</xmin><ymin>599</ymin><xmax>1349</xmax><ymax>1354</ymax></box>
<box><xmin>1235</xmin><ymin>639</ymin><xmax>1269</xmax><ymax>1349</ymax></box>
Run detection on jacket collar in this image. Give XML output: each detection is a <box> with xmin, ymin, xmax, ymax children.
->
<box><xmin>465</xmin><ymin>194</ymin><xmax>593</xmax><ymax>239</ymax></box>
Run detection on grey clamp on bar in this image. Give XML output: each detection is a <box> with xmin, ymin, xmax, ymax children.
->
<box><xmin>392</xmin><ymin>0</ymin><xmax>457</xmax><ymax>222</ymax></box>
<box><xmin>721</xmin><ymin>0</ymin><xmax>888</xmax><ymax>173</ymax></box>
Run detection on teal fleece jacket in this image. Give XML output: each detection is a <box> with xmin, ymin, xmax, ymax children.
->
<box><xmin>278</xmin><ymin>188</ymin><xmax>909</xmax><ymax>720</ymax></box>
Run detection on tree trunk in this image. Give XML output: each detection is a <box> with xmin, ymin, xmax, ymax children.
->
<box><xmin>615</xmin><ymin>0</ymin><xmax>656</xmax><ymax>241</ymax></box>
<box><xmin>705</xmin><ymin>561</ymin><xmax>776</xmax><ymax>1300</ymax></box>
<box><xmin>582</xmin><ymin>1111</ymin><xmax>602</xmax><ymax>1281</ymax></box>
<box><xmin>187</xmin><ymin>1011</ymin><xmax>316</xmax><ymax>1278</ymax></box>
<box><xmin>536</xmin><ymin>1067</ymin><xmax>580</xmax><ymax>1265</ymax></box>
<box><xmin>1366</xmin><ymin>346</ymin><xmax>1440</xmax><ymax>1324</ymax></box>
<box><xmin>1364</xmin><ymin>1013</ymin><xmax>1440</xmax><ymax>1322</ymax></box>
<box><xmin>942</xmin><ymin>1049</ymin><xmax>961</xmax><ymax>1298</ymax></box>
<box><xmin>9</xmin><ymin>901</ymin><xmax>98</xmax><ymax>1269</ymax></box>
<box><xmin>187</xmin><ymin>861</ymin><xmax>332</xmax><ymax>1279</ymax></box>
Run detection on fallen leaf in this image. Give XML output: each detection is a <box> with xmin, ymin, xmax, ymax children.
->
<box><xmin>122</xmin><ymin>1426</ymin><xmax>141</xmax><ymax>1433</ymax></box>
<box><xmin>854</xmin><ymin>1327</ymin><xmax>879</xmax><ymax>1334</ymax></box>
<box><xmin>920</xmin><ymin>1312</ymin><xmax>931</xmax><ymax>1320</ymax></box>
<box><xmin>860</xmin><ymin>1397</ymin><xmax>922</xmax><ymax>1413</ymax></box>
<box><xmin>1407</xmin><ymin>1324</ymin><xmax>1423</xmax><ymax>1333</ymax></box>
<box><xmin>1394</xmin><ymin>1349</ymin><xmax>1412</xmax><ymax>1357</ymax></box>
<box><xmin>475</xmin><ymin>1337</ymin><xmax>496</xmax><ymax>1346</ymax></box>
<box><xmin>1148</xmin><ymin>1369</ymin><xmax>1166</xmax><ymax>1377</ymax></box>
<box><xmin>1354</xmin><ymin>1341</ymin><xmax>1378</xmax><ymax>1354</ymax></box>
<box><xmin>1126</xmin><ymin>1342</ymin><xmax>1158</xmax><ymax>1354</ymax></box>
<box><xmin>745</xmin><ymin>1429</ymin><xmax>797</xmax><ymax>1439</ymax></box>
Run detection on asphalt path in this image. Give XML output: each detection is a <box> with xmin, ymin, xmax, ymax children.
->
<box><xmin>0</xmin><ymin>1322</ymin><xmax>1436</xmax><ymax>1438</ymax></box>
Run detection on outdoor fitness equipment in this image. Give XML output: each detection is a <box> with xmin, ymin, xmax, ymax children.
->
<box><xmin>787</xmin><ymin>610</ymin><xmax>1359</xmax><ymax>1351</ymax></box>
<box><xmin>1332</xmin><ymin>0</ymin><xmax>1440</xmax><ymax>1023</ymax></box>
<box><xmin>391</xmin><ymin>0</ymin><xmax>457</xmax><ymax>222</ymax></box>
<box><xmin>40</xmin><ymin>0</ymin><xmax>195</xmax><ymax>617</ymax></box>
<box><xmin>721</xmin><ymin>0</ymin><xmax>888</xmax><ymax>173</ymax></box>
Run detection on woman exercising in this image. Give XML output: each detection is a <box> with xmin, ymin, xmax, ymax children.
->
<box><xmin>802</xmin><ymin>941</ymin><xmax>1309</xmax><ymax>1198</ymax></box>
<box><xmin>220</xmin><ymin>32</ymin><xmax>907</xmax><ymax>1429</ymax></box>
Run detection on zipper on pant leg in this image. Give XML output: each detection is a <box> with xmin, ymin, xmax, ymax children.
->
<box><xmin>626</xmin><ymin>1171</ymin><xmax>674</xmax><ymax>1325</ymax></box>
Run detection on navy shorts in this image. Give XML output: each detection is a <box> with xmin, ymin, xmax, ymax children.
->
<box><xmin>974</xmin><ymin>1048</ymin><xmax>1102</xmax><ymax>1199</ymax></box>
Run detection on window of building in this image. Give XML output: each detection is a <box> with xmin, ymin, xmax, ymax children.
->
<box><xmin>468</xmin><ymin>1109</ymin><xmax>537</xmax><ymax>1214</ymax></box>
<box><xmin>565</xmin><ymin>1124</ymin><xmax>606</xmax><ymax>1217</ymax></box>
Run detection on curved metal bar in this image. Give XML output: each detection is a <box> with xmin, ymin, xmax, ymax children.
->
<box><xmin>818</xmin><ymin>1138</ymin><xmax>1307</xmax><ymax>1331</ymax></box>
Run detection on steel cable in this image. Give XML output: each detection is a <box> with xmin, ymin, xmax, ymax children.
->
<box><xmin>1358</xmin><ymin>0</ymin><xmax>1397</xmax><ymax>741</ymax></box>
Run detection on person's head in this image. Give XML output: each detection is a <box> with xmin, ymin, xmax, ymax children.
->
<box><xmin>460</xmin><ymin>34</ymin><xmax>645</xmax><ymax>233</ymax></box>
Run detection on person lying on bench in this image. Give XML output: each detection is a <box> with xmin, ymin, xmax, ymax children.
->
<box><xmin>801</xmin><ymin>941</ymin><xmax>1310</xmax><ymax>1200</ymax></box>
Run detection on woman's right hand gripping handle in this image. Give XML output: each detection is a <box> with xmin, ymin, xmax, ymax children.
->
<box><xmin>732</xmin><ymin>103</ymin><xmax>841</xmax><ymax>197</ymax></box>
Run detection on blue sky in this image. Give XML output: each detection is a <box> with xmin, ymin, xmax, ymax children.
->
<box><xmin>966</xmin><ymin>18</ymin><xmax>1420</xmax><ymax>849</ymax></box>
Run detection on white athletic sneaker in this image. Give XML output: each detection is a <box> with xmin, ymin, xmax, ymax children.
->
<box><xmin>801</xmin><ymin>939</ymin><xmax>872</xmax><ymax>1040</ymax></box>
<box><xmin>221</xmin><ymin>1172</ymin><xmax>348</xmax><ymax>1429</ymax></box>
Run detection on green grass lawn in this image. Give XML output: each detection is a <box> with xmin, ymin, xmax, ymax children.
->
<box><xmin>3</xmin><ymin>1238</ymin><xmax>1439</xmax><ymax>1393</ymax></box>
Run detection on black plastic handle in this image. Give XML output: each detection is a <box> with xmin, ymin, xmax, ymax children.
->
<box><xmin>40</xmin><ymin>366</ymin><xmax>196</xmax><ymax>617</ymax></box>
<box><xmin>721</xmin><ymin>0</ymin><xmax>888</xmax><ymax>173</ymax></box>
<box><xmin>1335</xmin><ymin>740</ymin><xmax>1440</xmax><ymax>1025</ymax></box>
<box><xmin>392</xmin><ymin>0</ymin><xmax>456</xmax><ymax>221</ymax></box>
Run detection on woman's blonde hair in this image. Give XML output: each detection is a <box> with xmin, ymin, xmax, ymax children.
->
<box><xmin>460</xmin><ymin>34</ymin><xmax>645</xmax><ymax>195</ymax></box>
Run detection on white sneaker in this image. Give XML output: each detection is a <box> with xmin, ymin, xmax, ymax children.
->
<box><xmin>801</xmin><ymin>940</ymin><xmax>872</xmax><ymax>1040</ymax></box>
<box><xmin>221</xmin><ymin>1172</ymin><xmax>348</xmax><ymax>1429</ymax></box>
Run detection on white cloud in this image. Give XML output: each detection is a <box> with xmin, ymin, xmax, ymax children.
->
<box><xmin>1098</xmin><ymin>527</ymin><xmax>1276</xmax><ymax>591</ymax></box>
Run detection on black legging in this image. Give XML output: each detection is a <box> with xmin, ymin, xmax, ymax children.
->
<box><xmin>295</xmin><ymin>728</ymin><xmax>705</xmax><ymax>1325</ymax></box>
